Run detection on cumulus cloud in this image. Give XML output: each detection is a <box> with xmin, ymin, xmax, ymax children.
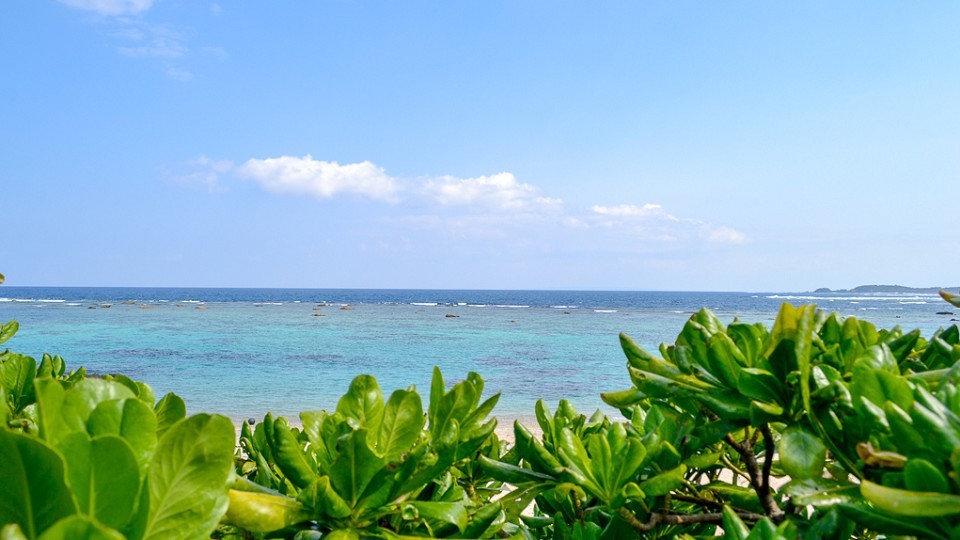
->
<box><xmin>422</xmin><ymin>173</ymin><xmax>563</xmax><ymax>212</ymax></box>
<box><xmin>238</xmin><ymin>155</ymin><xmax>400</xmax><ymax>202</ymax></box>
<box><xmin>59</xmin><ymin>0</ymin><xmax>154</xmax><ymax>15</ymax></box>
<box><xmin>180</xmin><ymin>153</ymin><xmax>747</xmax><ymax>245</ymax></box>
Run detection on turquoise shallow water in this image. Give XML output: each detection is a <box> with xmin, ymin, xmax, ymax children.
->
<box><xmin>1</xmin><ymin>288</ymin><xmax>955</xmax><ymax>421</ymax></box>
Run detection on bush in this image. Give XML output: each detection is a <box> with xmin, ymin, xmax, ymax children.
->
<box><xmin>3</xmin><ymin>298</ymin><xmax>960</xmax><ymax>539</ymax></box>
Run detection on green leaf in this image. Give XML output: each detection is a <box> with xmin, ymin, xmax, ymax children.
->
<box><xmin>376</xmin><ymin>388</ymin><xmax>424</xmax><ymax>462</ymax></box>
<box><xmin>903</xmin><ymin>458</ymin><xmax>950</xmax><ymax>494</ymax></box>
<box><xmin>0</xmin><ymin>353</ymin><xmax>36</xmax><ymax>411</ymax></box>
<box><xmin>153</xmin><ymin>393</ymin><xmax>185</xmax><ymax>439</ymax></box>
<box><xmin>0</xmin><ymin>320</ymin><xmax>18</xmax><ymax>345</ymax></box>
<box><xmin>336</xmin><ymin>375</ymin><xmax>385</xmax><ymax>431</ymax></box>
<box><xmin>136</xmin><ymin>414</ymin><xmax>235</xmax><ymax>540</ymax></box>
<box><xmin>86</xmin><ymin>398</ymin><xmax>158</xmax><ymax>473</ymax></box>
<box><xmin>477</xmin><ymin>454</ymin><xmax>556</xmax><ymax>485</ymax></box>
<box><xmin>401</xmin><ymin>501</ymin><xmax>467</xmax><ymax>532</ymax></box>
<box><xmin>861</xmin><ymin>479</ymin><xmax>960</xmax><ymax>517</ymax></box>
<box><xmin>60</xmin><ymin>379</ymin><xmax>135</xmax><ymax>436</ymax></box>
<box><xmin>37</xmin><ymin>516</ymin><xmax>124</xmax><ymax>540</ymax></box>
<box><xmin>783</xmin><ymin>477</ymin><xmax>858</xmax><ymax>507</ymax></box>
<box><xmin>637</xmin><ymin>465</ymin><xmax>686</xmax><ymax>497</ymax></box>
<box><xmin>837</xmin><ymin>501</ymin><xmax>944</xmax><ymax>539</ymax></box>
<box><xmin>269</xmin><ymin>416</ymin><xmax>316</xmax><ymax>489</ymax></box>
<box><xmin>707</xmin><ymin>332</ymin><xmax>746</xmax><ymax>388</ymax></box>
<box><xmin>224</xmin><ymin>490</ymin><xmax>312</xmax><ymax>533</ymax></box>
<box><xmin>721</xmin><ymin>505</ymin><xmax>750</xmax><ymax>540</ymax></box>
<box><xmin>329</xmin><ymin>428</ymin><xmax>385</xmax><ymax>508</ymax></box>
<box><xmin>0</xmin><ymin>429</ymin><xmax>77</xmax><ymax>540</ymax></box>
<box><xmin>941</xmin><ymin>290</ymin><xmax>960</xmax><ymax>308</ymax></box>
<box><xmin>33</xmin><ymin>377</ymin><xmax>67</xmax><ymax>443</ymax></box>
<box><xmin>737</xmin><ymin>368</ymin><xmax>783</xmax><ymax>406</ymax></box>
<box><xmin>57</xmin><ymin>433</ymin><xmax>140</xmax><ymax>530</ymax></box>
<box><xmin>851</xmin><ymin>354</ymin><xmax>913</xmax><ymax>411</ymax></box>
<box><xmin>297</xmin><ymin>476</ymin><xmax>352</xmax><ymax>519</ymax></box>
<box><xmin>778</xmin><ymin>425</ymin><xmax>826</xmax><ymax>480</ymax></box>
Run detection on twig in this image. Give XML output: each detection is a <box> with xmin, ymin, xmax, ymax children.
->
<box><xmin>617</xmin><ymin>507</ymin><xmax>767</xmax><ymax>532</ymax></box>
<box><xmin>724</xmin><ymin>430</ymin><xmax>782</xmax><ymax>519</ymax></box>
<box><xmin>759</xmin><ymin>424</ymin><xmax>775</xmax><ymax>502</ymax></box>
<box><xmin>671</xmin><ymin>493</ymin><xmax>725</xmax><ymax>511</ymax></box>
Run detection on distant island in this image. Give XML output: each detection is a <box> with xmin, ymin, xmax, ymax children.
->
<box><xmin>812</xmin><ymin>285</ymin><xmax>959</xmax><ymax>294</ymax></box>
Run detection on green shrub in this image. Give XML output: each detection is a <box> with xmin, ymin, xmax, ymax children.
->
<box><xmin>4</xmin><ymin>293</ymin><xmax>960</xmax><ymax>539</ymax></box>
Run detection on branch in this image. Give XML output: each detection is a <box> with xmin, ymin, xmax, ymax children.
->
<box><xmin>671</xmin><ymin>493</ymin><xmax>725</xmax><ymax>511</ymax></box>
<box><xmin>725</xmin><ymin>429</ymin><xmax>782</xmax><ymax>519</ymax></box>
<box><xmin>617</xmin><ymin>507</ymin><xmax>767</xmax><ymax>532</ymax></box>
<box><xmin>759</xmin><ymin>424</ymin><xmax>775</xmax><ymax>500</ymax></box>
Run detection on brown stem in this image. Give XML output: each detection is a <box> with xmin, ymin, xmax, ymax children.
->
<box><xmin>760</xmin><ymin>424</ymin><xmax>775</xmax><ymax>498</ymax></box>
<box><xmin>725</xmin><ymin>429</ymin><xmax>782</xmax><ymax>519</ymax></box>
<box><xmin>616</xmin><ymin>507</ymin><xmax>767</xmax><ymax>532</ymax></box>
<box><xmin>671</xmin><ymin>493</ymin><xmax>725</xmax><ymax>511</ymax></box>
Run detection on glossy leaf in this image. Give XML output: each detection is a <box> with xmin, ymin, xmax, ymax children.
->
<box><xmin>59</xmin><ymin>379</ymin><xmax>135</xmax><ymax>435</ymax></box>
<box><xmin>336</xmin><ymin>375</ymin><xmax>384</xmax><ymax>431</ymax></box>
<box><xmin>778</xmin><ymin>425</ymin><xmax>826</xmax><ymax>480</ymax></box>
<box><xmin>297</xmin><ymin>476</ymin><xmax>352</xmax><ymax>519</ymax></box>
<box><xmin>136</xmin><ymin>414</ymin><xmax>234</xmax><ymax>540</ymax></box>
<box><xmin>401</xmin><ymin>502</ymin><xmax>467</xmax><ymax>532</ymax></box>
<box><xmin>0</xmin><ymin>429</ymin><xmax>77</xmax><ymax>540</ymax></box>
<box><xmin>36</xmin><ymin>516</ymin><xmax>124</xmax><ymax>540</ymax></box>
<box><xmin>861</xmin><ymin>479</ymin><xmax>960</xmax><ymax>517</ymax></box>
<box><xmin>0</xmin><ymin>320</ymin><xmax>17</xmax><ymax>345</ymax></box>
<box><xmin>0</xmin><ymin>353</ymin><xmax>35</xmax><ymax>411</ymax></box>
<box><xmin>153</xmin><ymin>393</ymin><xmax>186</xmax><ymax>439</ymax></box>
<box><xmin>376</xmin><ymin>388</ymin><xmax>424</xmax><ymax>462</ymax></box>
<box><xmin>269</xmin><ymin>416</ymin><xmax>316</xmax><ymax>489</ymax></box>
<box><xmin>225</xmin><ymin>490</ymin><xmax>313</xmax><ymax>533</ymax></box>
<box><xmin>903</xmin><ymin>458</ymin><xmax>950</xmax><ymax>494</ymax></box>
<box><xmin>329</xmin><ymin>428</ymin><xmax>385</xmax><ymax>508</ymax></box>
<box><xmin>86</xmin><ymin>398</ymin><xmax>157</xmax><ymax>472</ymax></box>
<box><xmin>57</xmin><ymin>433</ymin><xmax>140</xmax><ymax>530</ymax></box>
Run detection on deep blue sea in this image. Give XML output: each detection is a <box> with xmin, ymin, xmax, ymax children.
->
<box><xmin>2</xmin><ymin>287</ymin><xmax>956</xmax><ymax>421</ymax></box>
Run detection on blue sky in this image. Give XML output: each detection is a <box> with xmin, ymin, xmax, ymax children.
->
<box><xmin>2</xmin><ymin>1</ymin><xmax>958</xmax><ymax>291</ymax></box>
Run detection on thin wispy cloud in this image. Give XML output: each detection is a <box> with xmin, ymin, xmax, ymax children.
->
<box><xmin>59</xmin><ymin>0</ymin><xmax>154</xmax><ymax>16</ymax></box>
<box><xmin>58</xmin><ymin>0</ymin><xmax>222</xmax><ymax>81</ymax></box>
<box><xmin>591</xmin><ymin>203</ymin><xmax>747</xmax><ymax>244</ymax></box>
<box><xmin>591</xmin><ymin>204</ymin><xmax>677</xmax><ymax>220</ymax></box>
<box><xmin>169</xmin><ymin>156</ymin><xmax>233</xmax><ymax>192</ymax></box>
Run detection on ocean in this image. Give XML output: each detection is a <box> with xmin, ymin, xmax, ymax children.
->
<box><xmin>1</xmin><ymin>287</ymin><xmax>955</xmax><ymax>422</ymax></box>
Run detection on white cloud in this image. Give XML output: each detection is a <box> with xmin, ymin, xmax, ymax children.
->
<box><xmin>704</xmin><ymin>226</ymin><xmax>748</xmax><ymax>244</ymax></box>
<box><xmin>201</xmin><ymin>46</ymin><xmax>229</xmax><ymax>60</ymax></box>
<box><xmin>164</xmin><ymin>64</ymin><xmax>193</xmax><ymax>80</ymax></box>
<box><xmin>423</xmin><ymin>173</ymin><xmax>563</xmax><ymax>212</ymax></box>
<box><xmin>591</xmin><ymin>204</ymin><xmax>675</xmax><ymax>219</ymax></box>
<box><xmin>239</xmin><ymin>155</ymin><xmax>400</xmax><ymax>202</ymax></box>
<box><xmin>60</xmin><ymin>0</ymin><xmax>154</xmax><ymax>15</ymax></box>
<box><xmin>170</xmin><ymin>156</ymin><xmax>233</xmax><ymax>192</ymax></box>
<box><xmin>589</xmin><ymin>202</ymin><xmax>747</xmax><ymax>244</ymax></box>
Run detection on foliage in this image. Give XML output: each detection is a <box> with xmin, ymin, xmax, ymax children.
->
<box><xmin>4</xmin><ymin>276</ymin><xmax>960</xmax><ymax>538</ymax></box>
<box><xmin>227</xmin><ymin>368</ymin><xmax>514</xmax><ymax>539</ymax></box>
<box><xmin>0</xmin><ymin>321</ymin><xmax>236</xmax><ymax>540</ymax></box>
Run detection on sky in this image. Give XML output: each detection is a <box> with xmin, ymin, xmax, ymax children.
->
<box><xmin>2</xmin><ymin>1</ymin><xmax>958</xmax><ymax>292</ymax></box>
